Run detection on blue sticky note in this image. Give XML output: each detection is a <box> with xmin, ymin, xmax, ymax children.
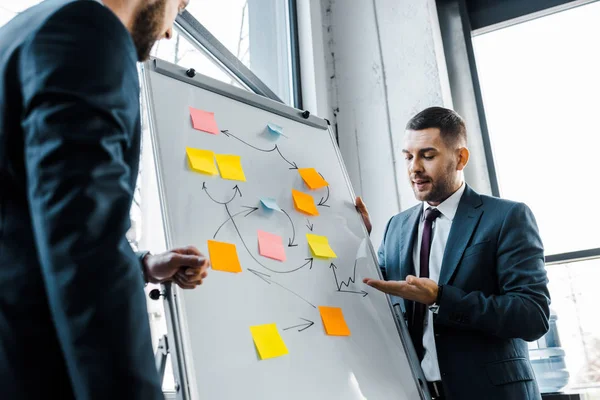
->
<box><xmin>260</xmin><ymin>197</ymin><xmax>282</xmax><ymax>212</ymax></box>
<box><xmin>267</xmin><ymin>123</ymin><xmax>283</xmax><ymax>136</ymax></box>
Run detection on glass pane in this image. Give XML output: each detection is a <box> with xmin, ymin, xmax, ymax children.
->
<box><xmin>151</xmin><ymin>27</ymin><xmax>246</xmax><ymax>89</ymax></box>
<box><xmin>535</xmin><ymin>259</ymin><xmax>600</xmax><ymax>394</ymax></box>
<box><xmin>184</xmin><ymin>0</ymin><xmax>293</xmax><ymax>104</ymax></box>
<box><xmin>472</xmin><ymin>3</ymin><xmax>600</xmax><ymax>255</ymax></box>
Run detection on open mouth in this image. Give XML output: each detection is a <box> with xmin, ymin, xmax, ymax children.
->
<box><xmin>413</xmin><ymin>180</ymin><xmax>431</xmax><ymax>191</ymax></box>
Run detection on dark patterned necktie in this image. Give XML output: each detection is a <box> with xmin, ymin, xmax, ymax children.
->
<box><xmin>410</xmin><ymin>207</ymin><xmax>441</xmax><ymax>361</ymax></box>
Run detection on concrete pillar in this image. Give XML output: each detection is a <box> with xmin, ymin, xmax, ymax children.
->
<box><xmin>306</xmin><ymin>0</ymin><xmax>455</xmax><ymax>247</ymax></box>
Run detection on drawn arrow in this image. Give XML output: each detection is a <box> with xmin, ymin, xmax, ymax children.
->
<box><xmin>318</xmin><ymin>186</ymin><xmax>330</xmax><ymax>207</ymax></box>
<box><xmin>221</xmin><ymin>129</ymin><xmax>298</xmax><ymax>169</ymax></box>
<box><xmin>202</xmin><ymin>182</ymin><xmax>242</xmax><ymax>205</ymax></box>
<box><xmin>248</xmin><ymin>269</ymin><xmax>317</xmax><ymax>309</ymax></box>
<box><xmin>281</xmin><ymin>209</ymin><xmax>298</xmax><ymax>247</ymax></box>
<box><xmin>339</xmin><ymin>289</ymin><xmax>369</xmax><ymax>297</ymax></box>
<box><xmin>306</xmin><ymin>220</ymin><xmax>314</xmax><ymax>231</ymax></box>
<box><xmin>283</xmin><ymin>318</ymin><xmax>315</xmax><ymax>332</ymax></box>
<box><xmin>221</xmin><ymin>202</ymin><xmax>314</xmax><ymax>274</ymax></box>
<box><xmin>213</xmin><ymin>206</ymin><xmax>259</xmax><ymax>239</ymax></box>
<box><xmin>317</xmin><ymin>173</ymin><xmax>330</xmax><ymax>207</ymax></box>
<box><xmin>330</xmin><ymin>261</ymin><xmax>368</xmax><ymax>297</ymax></box>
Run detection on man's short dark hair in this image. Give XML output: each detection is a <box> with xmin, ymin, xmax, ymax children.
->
<box><xmin>406</xmin><ymin>106</ymin><xmax>467</xmax><ymax>147</ymax></box>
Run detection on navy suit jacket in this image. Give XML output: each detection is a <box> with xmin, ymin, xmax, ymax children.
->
<box><xmin>378</xmin><ymin>184</ymin><xmax>550</xmax><ymax>400</ymax></box>
<box><xmin>0</xmin><ymin>1</ymin><xmax>162</xmax><ymax>398</ymax></box>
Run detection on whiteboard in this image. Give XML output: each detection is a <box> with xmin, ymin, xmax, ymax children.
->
<box><xmin>142</xmin><ymin>58</ymin><xmax>428</xmax><ymax>400</ymax></box>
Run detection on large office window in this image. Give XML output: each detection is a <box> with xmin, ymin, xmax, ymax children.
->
<box><xmin>472</xmin><ymin>1</ymin><xmax>600</xmax><ymax>393</ymax></box>
<box><xmin>184</xmin><ymin>0</ymin><xmax>296</xmax><ymax>105</ymax></box>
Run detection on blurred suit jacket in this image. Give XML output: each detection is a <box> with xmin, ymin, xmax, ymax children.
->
<box><xmin>0</xmin><ymin>0</ymin><xmax>163</xmax><ymax>398</ymax></box>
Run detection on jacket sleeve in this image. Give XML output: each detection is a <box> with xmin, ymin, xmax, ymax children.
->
<box><xmin>435</xmin><ymin>202</ymin><xmax>551</xmax><ymax>341</ymax></box>
<box><xmin>19</xmin><ymin>2</ymin><xmax>162</xmax><ymax>398</ymax></box>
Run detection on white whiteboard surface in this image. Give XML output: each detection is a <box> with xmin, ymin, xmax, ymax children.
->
<box><xmin>142</xmin><ymin>59</ymin><xmax>426</xmax><ymax>400</ymax></box>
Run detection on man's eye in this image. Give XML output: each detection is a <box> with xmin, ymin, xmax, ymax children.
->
<box><xmin>423</xmin><ymin>155</ymin><xmax>434</xmax><ymax>160</ymax></box>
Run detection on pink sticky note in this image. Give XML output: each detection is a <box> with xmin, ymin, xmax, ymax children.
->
<box><xmin>257</xmin><ymin>230</ymin><xmax>286</xmax><ymax>262</ymax></box>
<box><xmin>189</xmin><ymin>107</ymin><xmax>219</xmax><ymax>134</ymax></box>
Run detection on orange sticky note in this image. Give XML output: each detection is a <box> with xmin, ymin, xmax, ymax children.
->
<box><xmin>319</xmin><ymin>306</ymin><xmax>350</xmax><ymax>336</ymax></box>
<box><xmin>189</xmin><ymin>107</ymin><xmax>220</xmax><ymax>134</ymax></box>
<box><xmin>298</xmin><ymin>168</ymin><xmax>329</xmax><ymax>190</ymax></box>
<box><xmin>207</xmin><ymin>240</ymin><xmax>242</xmax><ymax>273</ymax></box>
<box><xmin>257</xmin><ymin>230</ymin><xmax>286</xmax><ymax>262</ymax></box>
<box><xmin>292</xmin><ymin>189</ymin><xmax>319</xmax><ymax>216</ymax></box>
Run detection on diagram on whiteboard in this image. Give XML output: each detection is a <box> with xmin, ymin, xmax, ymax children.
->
<box><xmin>186</xmin><ymin>105</ymin><xmax>370</xmax><ymax>360</ymax></box>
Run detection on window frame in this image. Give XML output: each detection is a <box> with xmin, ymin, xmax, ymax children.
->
<box><xmin>174</xmin><ymin>3</ymin><xmax>303</xmax><ymax>108</ymax></box>
<box><xmin>437</xmin><ymin>0</ymin><xmax>600</xmax><ymax>262</ymax></box>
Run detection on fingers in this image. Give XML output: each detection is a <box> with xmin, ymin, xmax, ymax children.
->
<box><xmin>169</xmin><ymin>253</ymin><xmax>206</xmax><ymax>268</ymax></box>
<box><xmin>172</xmin><ymin>273</ymin><xmax>196</xmax><ymax>290</ymax></box>
<box><xmin>173</xmin><ymin>268</ymin><xmax>207</xmax><ymax>289</ymax></box>
<box><xmin>362</xmin><ymin>278</ymin><xmax>396</xmax><ymax>294</ymax></box>
<box><xmin>185</xmin><ymin>266</ymin><xmax>208</xmax><ymax>280</ymax></box>
<box><xmin>355</xmin><ymin>196</ymin><xmax>368</xmax><ymax>214</ymax></box>
<box><xmin>172</xmin><ymin>245</ymin><xmax>202</xmax><ymax>256</ymax></box>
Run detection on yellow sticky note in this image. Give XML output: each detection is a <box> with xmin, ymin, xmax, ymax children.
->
<box><xmin>215</xmin><ymin>154</ymin><xmax>246</xmax><ymax>181</ymax></box>
<box><xmin>319</xmin><ymin>306</ymin><xmax>350</xmax><ymax>336</ymax></box>
<box><xmin>249</xmin><ymin>323</ymin><xmax>289</xmax><ymax>360</ymax></box>
<box><xmin>292</xmin><ymin>189</ymin><xmax>319</xmax><ymax>216</ymax></box>
<box><xmin>207</xmin><ymin>240</ymin><xmax>242</xmax><ymax>273</ymax></box>
<box><xmin>298</xmin><ymin>168</ymin><xmax>329</xmax><ymax>190</ymax></box>
<box><xmin>306</xmin><ymin>233</ymin><xmax>337</xmax><ymax>258</ymax></box>
<box><xmin>186</xmin><ymin>147</ymin><xmax>218</xmax><ymax>175</ymax></box>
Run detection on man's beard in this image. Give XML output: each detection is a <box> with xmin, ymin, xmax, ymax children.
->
<box><xmin>413</xmin><ymin>162</ymin><xmax>457</xmax><ymax>204</ymax></box>
<box><xmin>131</xmin><ymin>0</ymin><xmax>166</xmax><ymax>62</ymax></box>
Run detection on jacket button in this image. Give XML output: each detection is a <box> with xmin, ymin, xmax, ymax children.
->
<box><xmin>442</xmin><ymin>372</ymin><xmax>447</xmax><ymax>377</ymax></box>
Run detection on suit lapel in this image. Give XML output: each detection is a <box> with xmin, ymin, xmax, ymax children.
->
<box><xmin>439</xmin><ymin>185</ymin><xmax>484</xmax><ymax>285</ymax></box>
<box><xmin>399</xmin><ymin>205</ymin><xmax>421</xmax><ymax>324</ymax></box>
<box><xmin>400</xmin><ymin>205</ymin><xmax>421</xmax><ymax>279</ymax></box>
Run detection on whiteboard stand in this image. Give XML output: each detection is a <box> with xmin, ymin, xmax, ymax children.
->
<box><xmin>141</xmin><ymin>57</ymin><xmax>431</xmax><ymax>400</ymax></box>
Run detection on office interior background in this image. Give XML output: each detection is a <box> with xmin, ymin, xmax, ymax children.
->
<box><xmin>1</xmin><ymin>0</ymin><xmax>598</xmax><ymax>398</ymax></box>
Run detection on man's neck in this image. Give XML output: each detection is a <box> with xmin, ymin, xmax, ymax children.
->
<box><xmin>102</xmin><ymin>0</ymin><xmax>141</xmax><ymax>32</ymax></box>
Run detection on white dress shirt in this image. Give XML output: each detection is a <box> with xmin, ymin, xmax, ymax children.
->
<box><xmin>412</xmin><ymin>182</ymin><xmax>465</xmax><ymax>382</ymax></box>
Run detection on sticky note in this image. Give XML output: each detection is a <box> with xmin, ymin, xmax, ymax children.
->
<box><xmin>319</xmin><ymin>306</ymin><xmax>350</xmax><ymax>336</ymax></box>
<box><xmin>298</xmin><ymin>168</ymin><xmax>329</xmax><ymax>190</ymax></box>
<box><xmin>185</xmin><ymin>147</ymin><xmax>218</xmax><ymax>175</ymax></box>
<box><xmin>249</xmin><ymin>323</ymin><xmax>289</xmax><ymax>360</ymax></box>
<box><xmin>260</xmin><ymin>197</ymin><xmax>282</xmax><ymax>212</ymax></box>
<box><xmin>257</xmin><ymin>230</ymin><xmax>286</xmax><ymax>262</ymax></box>
<box><xmin>189</xmin><ymin>107</ymin><xmax>219</xmax><ymax>134</ymax></box>
<box><xmin>267</xmin><ymin>123</ymin><xmax>283</xmax><ymax>136</ymax></box>
<box><xmin>292</xmin><ymin>189</ymin><xmax>319</xmax><ymax>216</ymax></box>
<box><xmin>215</xmin><ymin>154</ymin><xmax>246</xmax><ymax>182</ymax></box>
<box><xmin>306</xmin><ymin>233</ymin><xmax>337</xmax><ymax>258</ymax></box>
<box><xmin>207</xmin><ymin>240</ymin><xmax>242</xmax><ymax>273</ymax></box>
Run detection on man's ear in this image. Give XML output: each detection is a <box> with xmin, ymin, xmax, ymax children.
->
<box><xmin>456</xmin><ymin>147</ymin><xmax>470</xmax><ymax>171</ymax></box>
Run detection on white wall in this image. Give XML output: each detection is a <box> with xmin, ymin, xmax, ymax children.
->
<box><xmin>299</xmin><ymin>0</ymin><xmax>470</xmax><ymax>248</ymax></box>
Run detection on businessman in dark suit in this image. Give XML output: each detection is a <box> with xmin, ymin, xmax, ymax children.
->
<box><xmin>358</xmin><ymin>107</ymin><xmax>550</xmax><ymax>399</ymax></box>
<box><xmin>0</xmin><ymin>0</ymin><xmax>208</xmax><ymax>398</ymax></box>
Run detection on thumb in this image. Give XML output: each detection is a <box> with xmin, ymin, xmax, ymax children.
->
<box><xmin>406</xmin><ymin>275</ymin><xmax>426</xmax><ymax>288</ymax></box>
<box><xmin>170</xmin><ymin>253</ymin><xmax>206</xmax><ymax>268</ymax></box>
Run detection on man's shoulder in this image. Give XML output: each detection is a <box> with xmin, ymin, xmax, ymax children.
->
<box><xmin>387</xmin><ymin>203</ymin><xmax>420</xmax><ymax>226</ymax></box>
<box><xmin>1</xmin><ymin>0</ymin><xmax>113</xmax><ymax>41</ymax></box>
<box><xmin>478</xmin><ymin>192</ymin><xmax>528</xmax><ymax>213</ymax></box>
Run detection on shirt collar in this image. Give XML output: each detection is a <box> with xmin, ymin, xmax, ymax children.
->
<box><xmin>422</xmin><ymin>182</ymin><xmax>465</xmax><ymax>222</ymax></box>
